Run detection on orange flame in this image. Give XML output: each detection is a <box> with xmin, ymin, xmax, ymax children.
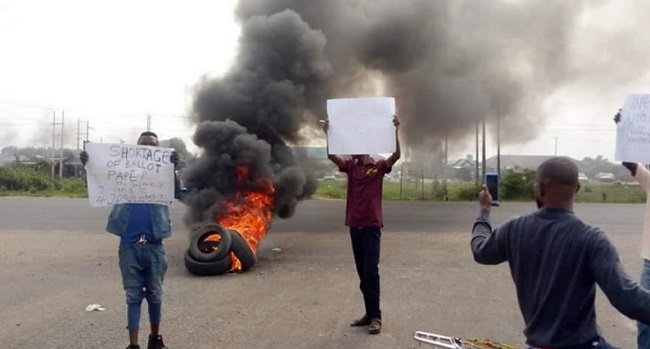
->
<box><xmin>216</xmin><ymin>166</ymin><xmax>274</xmax><ymax>271</ymax></box>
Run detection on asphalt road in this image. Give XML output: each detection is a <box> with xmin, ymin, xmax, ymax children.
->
<box><xmin>0</xmin><ymin>198</ymin><xmax>646</xmax><ymax>349</ymax></box>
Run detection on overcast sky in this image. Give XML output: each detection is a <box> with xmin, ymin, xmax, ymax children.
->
<box><xmin>1</xmin><ymin>0</ymin><xmax>648</xmax><ymax>161</ymax></box>
<box><xmin>0</xmin><ymin>0</ymin><xmax>239</xmax><ymax>151</ymax></box>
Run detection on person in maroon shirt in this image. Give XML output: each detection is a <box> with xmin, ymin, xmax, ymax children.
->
<box><xmin>323</xmin><ymin>115</ymin><xmax>401</xmax><ymax>334</ymax></box>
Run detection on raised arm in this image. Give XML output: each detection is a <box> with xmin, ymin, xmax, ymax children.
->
<box><xmin>386</xmin><ymin>115</ymin><xmax>401</xmax><ymax>168</ymax></box>
<box><xmin>471</xmin><ymin>185</ymin><xmax>507</xmax><ymax>265</ymax></box>
<box><xmin>80</xmin><ymin>150</ymin><xmax>88</xmax><ymax>165</ymax></box>
<box><xmin>322</xmin><ymin>119</ymin><xmax>346</xmax><ymax>169</ymax></box>
<box><xmin>590</xmin><ymin>231</ymin><xmax>650</xmax><ymax>324</ymax></box>
<box><xmin>170</xmin><ymin>151</ymin><xmax>187</xmax><ymax>200</ymax></box>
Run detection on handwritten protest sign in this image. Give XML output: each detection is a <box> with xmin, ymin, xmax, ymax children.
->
<box><xmin>615</xmin><ymin>94</ymin><xmax>650</xmax><ymax>163</ymax></box>
<box><xmin>85</xmin><ymin>143</ymin><xmax>175</xmax><ymax>207</ymax></box>
<box><xmin>327</xmin><ymin>97</ymin><xmax>396</xmax><ymax>155</ymax></box>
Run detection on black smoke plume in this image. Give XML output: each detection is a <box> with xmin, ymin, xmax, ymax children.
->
<box><xmin>236</xmin><ymin>0</ymin><xmax>586</xmax><ymax>146</ymax></box>
<box><xmin>184</xmin><ymin>0</ymin><xmax>608</xmax><ymax>223</ymax></box>
<box><xmin>182</xmin><ymin>9</ymin><xmax>330</xmax><ymax>224</ymax></box>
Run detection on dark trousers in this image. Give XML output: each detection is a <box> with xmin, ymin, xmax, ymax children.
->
<box><xmin>527</xmin><ymin>337</ymin><xmax>621</xmax><ymax>349</ymax></box>
<box><xmin>350</xmin><ymin>226</ymin><xmax>381</xmax><ymax>319</ymax></box>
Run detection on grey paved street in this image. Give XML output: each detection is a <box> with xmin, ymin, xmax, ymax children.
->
<box><xmin>0</xmin><ymin>198</ymin><xmax>646</xmax><ymax>348</ymax></box>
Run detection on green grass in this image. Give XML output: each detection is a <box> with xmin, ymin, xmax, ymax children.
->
<box><xmin>318</xmin><ymin>179</ymin><xmax>443</xmax><ymax>201</ymax></box>
<box><xmin>1</xmin><ymin>178</ymin><xmax>646</xmax><ymax>204</ymax></box>
<box><xmin>316</xmin><ymin>179</ymin><xmax>647</xmax><ymax>204</ymax></box>
<box><xmin>317</xmin><ymin>179</ymin><xmax>478</xmax><ymax>201</ymax></box>
<box><xmin>575</xmin><ymin>183</ymin><xmax>646</xmax><ymax>203</ymax></box>
<box><xmin>317</xmin><ymin>180</ymin><xmax>347</xmax><ymax>199</ymax></box>
<box><xmin>0</xmin><ymin>178</ymin><xmax>88</xmax><ymax>198</ymax></box>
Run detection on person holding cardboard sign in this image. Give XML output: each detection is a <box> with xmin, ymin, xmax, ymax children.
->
<box><xmin>615</xmin><ymin>109</ymin><xmax>650</xmax><ymax>349</ymax></box>
<box><xmin>322</xmin><ymin>115</ymin><xmax>400</xmax><ymax>335</ymax></box>
<box><xmin>80</xmin><ymin>131</ymin><xmax>185</xmax><ymax>349</ymax></box>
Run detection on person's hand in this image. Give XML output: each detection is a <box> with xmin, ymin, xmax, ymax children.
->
<box><xmin>614</xmin><ymin>109</ymin><xmax>621</xmax><ymax>124</ymax></box>
<box><xmin>170</xmin><ymin>151</ymin><xmax>179</xmax><ymax>167</ymax></box>
<box><xmin>479</xmin><ymin>185</ymin><xmax>492</xmax><ymax>210</ymax></box>
<box><xmin>393</xmin><ymin>115</ymin><xmax>401</xmax><ymax>129</ymax></box>
<box><xmin>321</xmin><ymin>119</ymin><xmax>329</xmax><ymax>134</ymax></box>
<box><xmin>79</xmin><ymin>151</ymin><xmax>88</xmax><ymax>166</ymax></box>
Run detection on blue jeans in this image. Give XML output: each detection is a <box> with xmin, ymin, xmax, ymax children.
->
<box><xmin>350</xmin><ymin>226</ymin><xmax>381</xmax><ymax>319</ymax></box>
<box><xmin>119</xmin><ymin>243</ymin><xmax>167</xmax><ymax>330</ymax></box>
<box><xmin>639</xmin><ymin>259</ymin><xmax>650</xmax><ymax>349</ymax></box>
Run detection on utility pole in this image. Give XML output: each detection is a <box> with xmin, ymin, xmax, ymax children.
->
<box><xmin>496</xmin><ymin>112</ymin><xmax>501</xmax><ymax>179</ymax></box>
<box><xmin>481</xmin><ymin>115</ymin><xmax>486</xmax><ymax>181</ymax></box>
<box><xmin>147</xmin><ymin>114</ymin><xmax>152</xmax><ymax>131</ymax></box>
<box><xmin>59</xmin><ymin>111</ymin><xmax>65</xmax><ymax>178</ymax></box>
<box><xmin>51</xmin><ymin>111</ymin><xmax>63</xmax><ymax>180</ymax></box>
<box><xmin>475</xmin><ymin>118</ymin><xmax>479</xmax><ymax>189</ymax></box>
<box><xmin>51</xmin><ymin>111</ymin><xmax>57</xmax><ymax>180</ymax></box>
<box><xmin>554</xmin><ymin>137</ymin><xmax>558</xmax><ymax>156</ymax></box>
<box><xmin>444</xmin><ymin>131</ymin><xmax>448</xmax><ymax>199</ymax></box>
<box><xmin>77</xmin><ymin>120</ymin><xmax>90</xmax><ymax>149</ymax></box>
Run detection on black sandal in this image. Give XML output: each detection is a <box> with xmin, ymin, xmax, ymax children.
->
<box><xmin>368</xmin><ymin>318</ymin><xmax>382</xmax><ymax>334</ymax></box>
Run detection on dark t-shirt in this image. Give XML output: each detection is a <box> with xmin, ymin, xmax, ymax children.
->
<box><xmin>339</xmin><ymin>159</ymin><xmax>391</xmax><ymax>227</ymax></box>
<box><xmin>472</xmin><ymin>207</ymin><xmax>650</xmax><ymax>348</ymax></box>
<box><xmin>121</xmin><ymin>204</ymin><xmax>159</xmax><ymax>244</ymax></box>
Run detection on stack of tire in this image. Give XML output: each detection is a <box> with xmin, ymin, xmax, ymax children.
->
<box><xmin>184</xmin><ymin>224</ymin><xmax>257</xmax><ymax>276</ymax></box>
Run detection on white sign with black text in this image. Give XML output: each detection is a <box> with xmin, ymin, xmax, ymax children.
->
<box><xmin>84</xmin><ymin>143</ymin><xmax>175</xmax><ymax>207</ymax></box>
<box><xmin>615</xmin><ymin>94</ymin><xmax>650</xmax><ymax>163</ymax></box>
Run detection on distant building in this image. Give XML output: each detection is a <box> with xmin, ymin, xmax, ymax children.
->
<box><xmin>0</xmin><ymin>154</ymin><xmax>32</xmax><ymax>166</ymax></box>
<box><xmin>0</xmin><ymin>152</ymin><xmax>84</xmax><ymax>178</ymax></box>
<box><xmin>58</xmin><ymin>154</ymin><xmax>84</xmax><ymax>178</ymax></box>
<box><xmin>291</xmin><ymin>146</ymin><xmax>332</xmax><ymax>178</ymax></box>
<box><xmin>292</xmin><ymin>146</ymin><xmax>327</xmax><ymax>159</ymax></box>
<box><xmin>485</xmin><ymin>155</ymin><xmax>577</xmax><ymax>172</ymax></box>
<box><xmin>405</xmin><ymin>145</ymin><xmax>444</xmax><ymax>178</ymax></box>
<box><xmin>450</xmin><ymin>155</ymin><xmax>476</xmax><ymax>181</ymax></box>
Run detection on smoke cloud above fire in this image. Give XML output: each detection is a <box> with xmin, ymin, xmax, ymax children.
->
<box><xmin>234</xmin><ymin>0</ymin><xmax>588</xmax><ymax>145</ymax></box>
<box><xmin>182</xmin><ymin>0</ymin><xmax>646</xmax><ymax>223</ymax></box>
<box><xmin>182</xmin><ymin>9</ymin><xmax>329</xmax><ymax>224</ymax></box>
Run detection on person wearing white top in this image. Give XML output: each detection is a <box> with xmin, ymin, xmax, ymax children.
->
<box><xmin>615</xmin><ymin>110</ymin><xmax>650</xmax><ymax>349</ymax></box>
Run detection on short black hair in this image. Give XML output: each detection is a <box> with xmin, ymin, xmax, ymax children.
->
<box><xmin>139</xmin><ymin>131</ymin><xmax>158</xmax><ymax>139</ymax></box>
<box><xmin>536</xmin><ymin>157</ymin><xmax>578</xmax><ymax>187</ymax></box>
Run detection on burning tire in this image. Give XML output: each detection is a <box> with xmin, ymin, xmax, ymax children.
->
<box><xmin>188</xmin><ymin>224</ymin><xmax>232</xmax><ymax>262</ymax></box>
<box><xmin>229</xmin><ymin>230</ymin><xmax>256</xmax><ymax>271</ymax></box>
<box><xmin>184</xmin><ymin>250</ymin><xmax>232</xmax><ymax>276</ymax></box>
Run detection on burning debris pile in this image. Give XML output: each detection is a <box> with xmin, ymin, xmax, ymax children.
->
<box><xmin>182</xmin><ymin>164</ymin><xmax>274</xmax><ymax>275</ymax></box>
<box><xmin>184</xmin><ymin>162</ymin><xmax>276</xmax><ymax>275</ymax></box>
